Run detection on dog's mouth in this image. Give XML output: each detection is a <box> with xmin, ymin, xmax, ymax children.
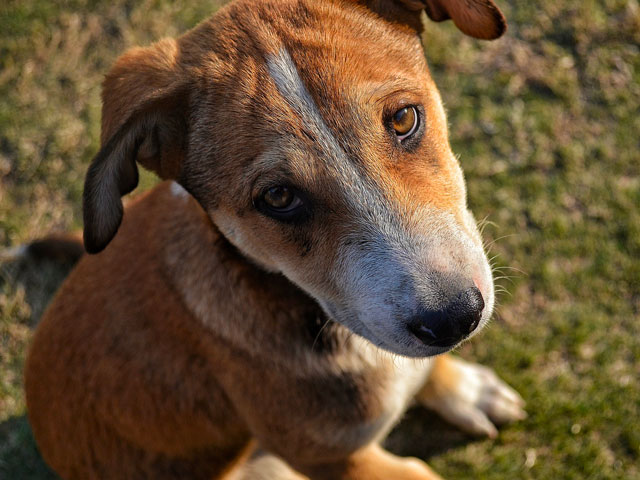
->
<box><xmin>356</xmin><ymin>286</ymin><xmax>486</xmax><ymax>356</ymax></box>
<box><xmin>380</xmin><ymin>320</ymin><xmax>481</xmax><ymax>358</ymax></box>
<box><xmin>320</xmin><ymin>285</ymin><xmax>488</xmax><ymax>358</ymax></box>
<box><xmin>324</xmin><ymin>309</ymin><xmax>469</xmax><ymax>358</ymax></box>
<box><xmin>372</xmin><ymin>325</ymin><xmax>464</xmax><ymax>358</ymax></box>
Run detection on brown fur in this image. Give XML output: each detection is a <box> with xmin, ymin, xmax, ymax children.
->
<box><xmin>25</xmin><ymin>1</ymin><xmax>522</xmax><ymax>479</ymax></box>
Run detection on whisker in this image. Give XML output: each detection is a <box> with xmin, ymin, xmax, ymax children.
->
<box><xmin>311</xmin><ymin>318</ymin><xmax>332</xmax><ymax>352</ymax></box>
<box><xmin>488</xmin><ymin>253</ymin><xmax>501</xmax><ymax>264</ymax></box>
<box><xmin>494</xmin><ymin>265</ymin><xmax>528</xmax><ymax>275</ymax></box>
<box><xmin>493</xmin><ymin>275</ymin><xmax>517</xmax><ymax>284</ymax></box>
<box><xmin>477</xmin><ymin>216</ymin><xmax>498</xmax><ymax>236</ymax></box>
<box><xmin>484</xmin><ymin>233</ymin><xmax>518</xmax><ymax>250</ymax></box>
<box><xmin>494</xmin><ymin>288</ymin><xmax>513</xmax><ymax>298</ymax></box>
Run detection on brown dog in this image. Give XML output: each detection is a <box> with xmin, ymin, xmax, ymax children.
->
<box><xmin>25</xmin><ymin>0</ymin><xmax>525</xmax><ymax>478</ymax></box>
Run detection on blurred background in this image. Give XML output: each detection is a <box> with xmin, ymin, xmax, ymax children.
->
<box><xmin>1</xmin><ymin>0</ymin><xmax>638</xmax><ymax>478</ymax></box>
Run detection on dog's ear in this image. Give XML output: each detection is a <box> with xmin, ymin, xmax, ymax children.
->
<box><xmin>83</xmin><ymin>38</ymin><xmax>189</xmax><ymax>254</ymax></box>
<box><xmin>421</xmin><ymin>0</ymin><xmax>506</xmax><ymax>39</ymax></box>
<box><xmin>367</xmin><ymin>0</ymin><xmax>506</xmax><ymax>40</ymax></box>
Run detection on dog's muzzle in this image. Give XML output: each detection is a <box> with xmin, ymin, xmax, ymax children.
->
<box><xmin>407</xmin><ymin>286</ymin><xmax>484</xmax><ymax>347</ymax></box>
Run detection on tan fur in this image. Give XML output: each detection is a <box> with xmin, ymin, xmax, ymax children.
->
<box><xmin>25</xmin><ymin>1</ymin><xmax>522</xmax><ymax>479</ymax></box>
<box><xmin>419</xmin><ymin>355</ymin><xmax>462</xmax><ymax>399</ymax></box>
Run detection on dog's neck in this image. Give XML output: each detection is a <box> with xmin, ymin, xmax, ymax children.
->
<box><xmin>214</xmin><ymin>230</ymin><xmax>348</xmax><ymax>354</ymax></box>
<box><xmin>158</xmin><ymin>183</ymin><xmax>351</xmax><ymax>358</ymax></box>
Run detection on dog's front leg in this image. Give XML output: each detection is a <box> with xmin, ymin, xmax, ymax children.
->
<box><xmin>225</xmin><ymin>447</ymin><xmax>308</xmax><ymax>480</ymax></box>
<box><xmin>228</xmin><ymin>443</ymin><xmax>441</xmax><ymax>480</ymax></box>
<box><xmin>303</xmin><ymin>444</ymin><xmax>442</xmax><ymax>480</ymax></box>
<box><xmin>261</xmin><ymin>444</ymin><xmax>439</xmax><ymax>480</ymax></box>
<box><xmin>416</xmin><ymin>354</ymin><xmax>526</xmax><ymax>438</ymax></box>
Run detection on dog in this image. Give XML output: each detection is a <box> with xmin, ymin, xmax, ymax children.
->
<box><xmin>24</xmin><ymin>0</ymin><xmax>525</xmax><ymax>478</ymax></box>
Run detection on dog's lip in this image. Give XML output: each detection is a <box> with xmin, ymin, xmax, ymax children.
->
<box><xmin>368</xmin><ymin>331</ymin><xmax>456</xmax><ymax>358</ymax></box>
<box><xmin>365</xmin><ymin>321</ymin><xmax>462</xmax><ymax>358</ymax></box>
<box><xmin>405</xmin><ymin>338</ymin><xmax>457</xmax><ymax>357</ymax></box>
<box><xmin>328</xmin><ymin>309</ymin><xmax>468</xmax><ymax>358</ymax></box>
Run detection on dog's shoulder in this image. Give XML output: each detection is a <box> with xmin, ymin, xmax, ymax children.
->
<box><xmin>98</xmin><ymin>180</ymin><xmax>219</xmax><ymax>265</ymax></box>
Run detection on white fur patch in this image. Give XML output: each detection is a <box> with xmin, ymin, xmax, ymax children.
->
<box><xmin>419</xmin><ymin>357</ymin><xmax>526</xmax><ymax>437</ymax></box>
<box><xmin>266</xmin><ymin>48</ymin><xmax>345</xmax><ymax>165</ymax></box>
<box><xmin>170</xmin><ymin>181</ymin><xmax>189</xmax><ymax>199</ymax></box>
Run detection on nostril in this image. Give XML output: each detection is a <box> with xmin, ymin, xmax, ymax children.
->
<box><xmin>408</xmin><ymin>286</ymin><xmax>485</xmax><ymax>348</ymax></box>
<box><xmin>408</xmin><ymin>320</ymin><xmax>449</xmax><ymax>347</ymax></box>
<box><xmin>467</xmin><ymin>286</ymin><xmax>485</xmax><ymax>312</ymax></box>
<box><xmin>456</xmin><ymin>286</ymin><xmax>484</xmax><ymax>334</ymax></box>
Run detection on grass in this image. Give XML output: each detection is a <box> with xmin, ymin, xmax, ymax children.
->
<box><xmin>1</xmin><ymin>0</ymin><xmax>639</xmax><ymax>478</ymax></box>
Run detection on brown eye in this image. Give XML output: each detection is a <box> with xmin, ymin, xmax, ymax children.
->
<box><xmin>264</xmin><ymin>186</ymin><xmax>293</xmax><ymax>209</ymax></box>
<box><xmin>257</xmin><ymin>186</ymin><xmax>306</xmax><ymax>222</ymax></box>
<box><xmin>392</xmin><ymin>106</ymin><xmax>418</xmax><ymax>140</ymax></box>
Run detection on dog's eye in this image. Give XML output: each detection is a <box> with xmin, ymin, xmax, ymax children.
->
<box><xmin>257</xmin><ymin>186</ymin><xmax>307</xmax><ymax>222</ymax></box>
<box><xmin>392</xmin><ymin>106</ymin><xmax>418</xmax><ymax>141</ymax></box>
<box><xmin>264</xmin><ymin>186</ymin><xmax>295</xmax><ymax>209</ymax></box>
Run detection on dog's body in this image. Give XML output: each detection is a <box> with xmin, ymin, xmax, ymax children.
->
<box><xmin>25</xmin><ymin>1</ymin><xmax>524</xmax><ymax>478</ymax></box>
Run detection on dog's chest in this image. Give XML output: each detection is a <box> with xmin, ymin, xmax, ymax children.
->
<box><xmin>305</xmin><ymin>340</ymin><xmax>434</xmax><ymax>448</ymax></box>
<box><xmin>159</xmin><ymin>211</ymin><xmax>434</xmax><ymax>448</ymax></box>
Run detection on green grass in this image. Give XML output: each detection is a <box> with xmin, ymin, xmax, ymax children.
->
<box><xmin>1</xmin><ymin>0</ymin><xmax>639</xmax><ymax>478</ymax></box>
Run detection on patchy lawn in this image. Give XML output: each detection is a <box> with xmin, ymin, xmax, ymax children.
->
<box><xmin>1</xmin><ymin>0</ymin><xmax>639</xmax><ymax>478</ymax></box>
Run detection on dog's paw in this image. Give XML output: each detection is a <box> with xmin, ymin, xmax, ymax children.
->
<box><xmin>417</xmin><ymin>356</ymin><xmax>526</xmax><ymax>438</ymax></box>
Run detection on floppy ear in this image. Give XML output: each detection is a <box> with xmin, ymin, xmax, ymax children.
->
<box><xmin>83</xmin><ymin>38</ymin><xmax>189</xmax><ymax>254</ymax></box>
<box><xmin>367</xmin><ymin>0</ymin><xmax>506</xmax><ymax>40</ymax></box>
<box><xmin>422</xmin><ymin>0</ymin><xmax>506</xmax><ymax>39</ymax></box>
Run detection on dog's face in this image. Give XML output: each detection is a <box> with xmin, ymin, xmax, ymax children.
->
<box><xmin>83</xmin><ymin>0</ymin><xmax>506</xmax><ymax>357</ymax></box>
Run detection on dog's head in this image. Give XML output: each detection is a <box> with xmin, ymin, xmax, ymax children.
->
<box><xmin>83</xmin><ymin>0</ymin><xmax>506</xmax><ymax>357</ymax></box>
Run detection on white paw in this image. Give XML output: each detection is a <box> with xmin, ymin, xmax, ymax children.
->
<box><xmin>419</xmin><ymin>357</ymin><xmax>526</xmax><ymax>438</ymax></box>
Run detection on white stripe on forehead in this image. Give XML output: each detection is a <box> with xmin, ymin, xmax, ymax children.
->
<box><xmin>265</xmin><ymin>47</ymin><xmax>345</xmax><ymax>163</ymax></box>
<box><xmin>265</xmin><ymin>47</ymin><xmax>385</xmax><ymax>211</ymax></box>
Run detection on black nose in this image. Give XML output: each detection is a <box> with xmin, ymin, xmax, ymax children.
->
<box><xmin>408</xmin><ymin>287</ymin><xmax>485</xmax><ymax>348</ymax></box>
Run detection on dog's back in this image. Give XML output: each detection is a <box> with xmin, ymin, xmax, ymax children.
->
<box><xmin>26</xmin><ymin>184</ymin><xmax>251</xmax><ymax>478</ymax></box>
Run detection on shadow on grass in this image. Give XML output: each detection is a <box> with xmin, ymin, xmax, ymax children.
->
<box><xmin>0</xmin><ymin>255</ymin><xmax>77</xmax><ymax>327</ymax></box>
<box><xmin>386</xmin><ymin>407</ymin><xmax>474</xmax><ymax>460</ymax></box>
<box><xmin>0</xmin><ymin>415</ymin><xmax>59</xmax><ymax>480</ymax></box>
<box><xmin>0</xmin><ymin>255</ymin><xmax>73</xmax><ymax>479</ymax></box>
